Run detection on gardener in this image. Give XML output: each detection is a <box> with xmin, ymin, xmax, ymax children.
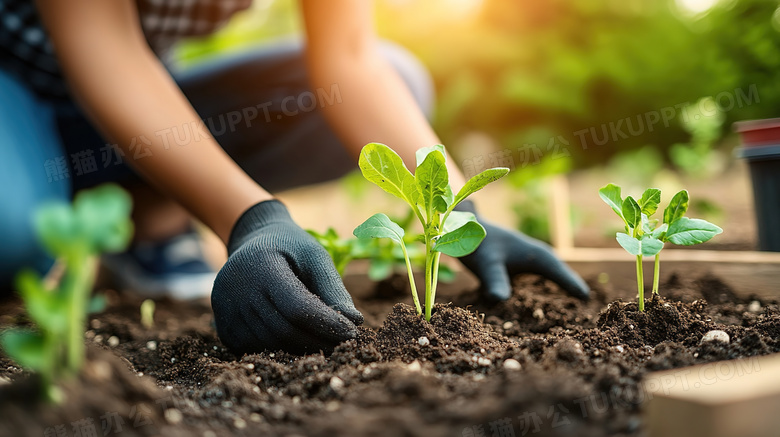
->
<box><xmin>0</xmin><ymin>0</ymin><xmax>589</xmax><ymax>355</ymax></box>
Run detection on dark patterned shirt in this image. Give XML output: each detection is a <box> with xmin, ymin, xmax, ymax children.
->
<box><xmin>0</xmin><ymin>0</ymin><xmax>252</xmax><ymax>100</ymax></box>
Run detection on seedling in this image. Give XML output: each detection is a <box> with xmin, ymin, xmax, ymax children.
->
<box><xmin>140</xmin><ymin>299</ymin><xmax>156</xmax><ymax>330</ymax></box>
<box><xmin>353</xmin><ymin>143</ymin><xmax>508</xmax><ymax>320</ymax></box>
<box><xmin>308</xmin><ymin>214</ymin><xmax>456</xmax><ymax>282</ymax></box>
<box><xmin>599</xmin><ymin>183</ymin><xmax>722</xmax><ymax>311</ymax></box>
<box><xmin>0</xmin><ymin>184</ymin><xmax>132</xmax><ymax>401</ymax></box>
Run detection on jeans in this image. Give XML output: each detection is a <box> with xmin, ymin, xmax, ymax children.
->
<box><xmin>0</xmin><ymin>40</ymin><xmax>434</xmax><ymax>287</ymax></box>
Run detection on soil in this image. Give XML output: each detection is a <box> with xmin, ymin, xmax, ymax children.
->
<box><xmin>1</xmin><ymin>270</ymin><xmax>779</xmax><ymax>437</ymax></box>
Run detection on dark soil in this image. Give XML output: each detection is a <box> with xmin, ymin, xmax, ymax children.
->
<box><xmin>1</xmin><ymin>270</ymin><xmax>779</xmax><ymax>437</ymax></box>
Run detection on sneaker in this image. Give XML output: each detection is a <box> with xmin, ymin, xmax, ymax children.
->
<box><xmin>102</xmin><ymin>231</ymin><xmax>217</xmax><ymax>300</ymax></box>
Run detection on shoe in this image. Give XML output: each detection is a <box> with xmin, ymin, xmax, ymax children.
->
<box><xmin>102</xmin><ymin>230</ymin><xmax>217</xmax><ymax>300</ymax></box>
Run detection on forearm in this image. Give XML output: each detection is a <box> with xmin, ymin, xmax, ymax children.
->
<box><xmin>301</xmin><ymin>1</ymin><xmax>465</xmax><ymax>191</ymax></box>
<box><xmin>37</xmin><ymin>0</ymin><xmax>271</xmax><ymax>243</ymax></box>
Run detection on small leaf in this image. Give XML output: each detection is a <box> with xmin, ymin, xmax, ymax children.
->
<box><xmin>359</xmin><ymin>143</ymin><xmax>420</xmax><ymax>207</ymax></box>
<box><xmin>74</xmin><ymin>184</ymin><xmax>133</xmax><ymax>253</ymax></box>
<box><xmin>665</xmin><ymin>217</ymin><xmax>723</xmax><ymax>245</ymax></box>
<box><xmin>442</xmin><ymin>210</ymin><xmax>478</xmax><ymax>233</ymax></box>
<box><xmin>15</xmin><ymin>269</ymin><xmax>67</xmax><ymax>332</ymax></box>
<box><xmin>452</xmin><ymin>168</ymin><xmax>509</xmax><ymax>206</ymax></box>
<box><xmin>640</xmin><ymin>235</ymin><xmax>664</xmax><ymax>257</ymax></box>
<box><xmin>598</xmin><ymin>183</ymin><xmax>624</xmax><ymax>219</ymax></box>
<box><xmin>368</xmin><ymin>258</ymin><xmax>394</xmax><ymax>281</ymax></box>
<box><xmin>639</xmin><ymin>188</ymin><xmax>661</xmax><ymax>216</ymax></box>
<box><xmin>0</xmin><ymin>330</ymin><xmax>47</xmax><ymax>371</ymax></box>
<box><xmin>34</xmin><ymin>202</ymin><xmax>79</xmax><ymax>257</ymax></box>
<box><xmin>353</xmin><ymin>213</ymin><xmax>405</xmax><ymax>244</ymax></box>
<box><xmin>437</xmin><ymin>264</ymin><xmax>456</xmax><ymax>282</ymax></box>
<box><xmin>622</xmin><ymin>196</ymin><xmax>641</xmax><ymax>229</ymax></box>
<box><xmin>415</xmin><ymin>150</ymin><xmax>449</xmax><ymax>215</ymax></box>
<box><xmin>663</xmin><ymin>190</ymin><xmax>689</xmax><ymax>225</ymax></box>
<box><xmin>616</xmin><ymin>232</ymin><xmax>641</xmax><ymax>256</ymax></box>
<box><xmin>651</xmin><ymin>223</ymin><xmax>668</xmax><ymax>240</ymax></box>
<box><xmin>434</xmin><ymin>221</ymin><xmax>486</xmax><ymax>257</ymax></box>
<box><xmin>88</xmin><ymin>294</ymin><xmax>107</xmax><ymax>314</ymax></box>
<box><xmin>415</xmin><ymin>144</ymin><xmax>447</xmax><ymax>167</ymax></box>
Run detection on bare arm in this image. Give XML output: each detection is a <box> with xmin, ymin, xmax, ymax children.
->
<box><xmin>36</xmin><ymin>0</ymin><xmax>272</xmax><ymax>243</ymax></box>
<box><xmin>300</xmin><ymin>0</ymin><xmax>465</xmax><ymax>190</ymax></box>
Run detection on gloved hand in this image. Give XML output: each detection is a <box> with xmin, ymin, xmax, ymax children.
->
<box><xmin>211</xmin><ymin>200</ymin><xmax>363</xmax><ymax>355</ymax></box>
<box><xmin>455</xmin><ymin>200</ymin><xmax>589</xmax><ymax>301</ymax></box>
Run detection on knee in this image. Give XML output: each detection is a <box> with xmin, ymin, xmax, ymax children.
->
<box><xmin>378</xmin><ymin>42</ymin><xmax>436</xmax><ymax>119</ymax></box>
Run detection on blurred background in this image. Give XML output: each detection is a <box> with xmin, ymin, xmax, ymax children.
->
<box><xmin>175</xmin><ymin>0</ymin><xmax>780</xmax><ymax>255</ymax></box>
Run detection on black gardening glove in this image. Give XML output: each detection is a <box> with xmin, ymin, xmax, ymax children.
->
<box><xmin>455</xmin><ymin>200</ymin><xmax>589</xmax><ymax>301</ymax></box>
<box><xmin>212</xmin><ymin>200</ymin><xmax>363</xmax><ymax>355</ymax></box>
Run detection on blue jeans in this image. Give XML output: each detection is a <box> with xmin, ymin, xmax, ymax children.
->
<box><xmin>0</xmin><ymin>40</ymin><xmax>434</xmax><ymax>288</ymax></box>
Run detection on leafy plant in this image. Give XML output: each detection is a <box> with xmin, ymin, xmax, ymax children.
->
<box><xmin>0</xmin><ymin>184</ymin><xmax>133</xmax><ymax>401</ymax></box>
<box><xmin>599</xmin><ymin>183</ymin><xmax>722</xmax><ymax>311</ymax></box>
<box><xmin>308</xmin><ymin>211</ymin><xmax>456</xmax><ymax>283</ymax></box>
<box><xmin>353</xmin><ymin>143</ymin><xmax>508</xmax><ymax>320</ymax></box>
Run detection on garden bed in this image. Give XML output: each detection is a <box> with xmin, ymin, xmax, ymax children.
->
<box><xmin>1</xmin><ymin>268</ymin><xmax>779</xmax><ymax>437</ymax></box>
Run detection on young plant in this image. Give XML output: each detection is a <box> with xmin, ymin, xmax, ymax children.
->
<box><xmin>140</xmin><ymin>299</ymin><xmax>156</xmax><ymax>330</ymax></box>
<box><xmin>353</xmin><ymin>143</ymin><xmax>508</xmax><ymax>320</ymax></box>
<box><xmin>599</xmin><ymin>183</ymin><xmax>722</xmax><ymax>311</ymax></box>
<box><xmin>0</xmin><ymin>184</ymin><xmax>133</xmax><ymax>401</ymax></box>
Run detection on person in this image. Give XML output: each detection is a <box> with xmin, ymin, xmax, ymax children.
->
<box><xmin>0</xmin><ymin>0</ymin><xmax>589</xmax><ymax>355</ymax></box>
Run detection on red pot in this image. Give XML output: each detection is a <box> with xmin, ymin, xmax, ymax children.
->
<box><xmin>733</xmin><ymin>117</ymin><xmax>780</xmax><ymax>147</ymax></box>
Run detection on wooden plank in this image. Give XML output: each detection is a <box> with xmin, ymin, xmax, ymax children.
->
<box><xmin>548</xmin><ymin>175</ymin><xmax>574</xmax><ymax>251</ymax></box>
<box><xmin>557</xmin><ymin>247</ymin><xmax>780</xmax><ymax>264</ymax></box>
<box><xmin>644</xmin><ymin>353</ymin><xmax>780</xmax><ymax>437</ymax></box>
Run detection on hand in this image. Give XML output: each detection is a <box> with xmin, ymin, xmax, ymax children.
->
<box><xmin>455</xmin><ymin>201</ymin><xmax>590</xmax><ymax>301</ymax></box>
<box><xmin>211</xmin><ymin>200</ymin><xmax>363</xmax><ymax>355</ymax></box>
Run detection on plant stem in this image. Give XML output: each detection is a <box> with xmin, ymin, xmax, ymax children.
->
<box><xmin>429</xmin><ymin>251</ymin><xmax>442</xmax><ymax>314</ymax></box>
<box><xmin>652</xmin><ymin>254</ymin><xmax>660</xmax><ymax>295</ymax></box>
<box><xmin>636</xmin><ymin>255</ymin><xmax>644</xmax><ymax>312</ymax></box>
<box><xmin>424</xmin><ymin>237</ymin><xmax>433</xmax><ymax>321</ymax></box>
<box><xmin>65</xmin><ymin>253</ymin><xmax>96</xmax><ymax>375</ymax></box>
<box><xmin>399</xmin><ymin>241</ymin><xmax>422</xmax><ymax>315</ymax></box>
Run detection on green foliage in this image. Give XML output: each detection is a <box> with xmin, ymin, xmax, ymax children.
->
<box><xmin>0</xmin><ymin>184</ymin><xmax>133</xmax><ymax>401</ymax></box>
<box><xmin>354</xmin><ymin>143</ymin><xmax>508</xmax><ymax>320</ymax></box>
<box><xmin>599</xmin><ymin>183</ymin><xmax>722</xmax><ymax>311</ymax></box>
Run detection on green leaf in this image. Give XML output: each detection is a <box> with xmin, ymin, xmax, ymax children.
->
<box><xmin>640</xmin><ymin>235</ymin><xmax>664</xmax><ymax>257</ymax></box>
<box><xmin>415</xmin><ymin>150</ymin><xmax>449</xmax><ymax>215</ymax></box>
<box><xmin>650</xmin><ymin>223</ymin><xmax>668</xmax><ymax>239</ymax></box>
<box><xmin>368</xmin><ymin>258</ymin><xmax>394</xmax><ymax>281</ymax></box>
<box><xmin>598</xmin><ymin>183</ymin><xmax>624</xmax><ymax>219</ymax></box>
<box><xmin>434</xmin><ymin>221</ymin><xmax>486</xmax><ymax>257</ymax></box>
<box><xmin>0</xmin><ymin>330</ymin><xmax>47</xmax><ymax>371</ymax></box>
<box><xmin>74</xmin><ymin>184</ymin><xmax>133</xmax><ymax>253</ymax></box>
<box><xmin>616</xmin><ymin>232</ymin><xmax>641</xmax><ymax>256</ymax></box>
<box><xmin>437</xmin><ymin>264</ymin><xmax>456</xmax><ymax>283</ymax></box>
<box><xmin>663</xmin><ymin>190</ymin><xmax>689</xmax><ymax>225</ymax></box>
<box><xmin>442</xmin><ymin>210</ymin><xmax>477</xmax><ymax>233</ymax></box>
<box><xmin>665</xmin><ymin>217</ymin><xmax>723</xmax><ymax>245</ymax></box>
<box><xmin>641</xmin><ymin>214</ymin><xmax>658</xmax><ymax>234</ymax></box>
<box><xmin>34</xmin><ymin>202</ymin><xmax>80</xmax><ymax>257</ymax></box>
<box><xmin>88</xmin><ymin>294</ymin><xmax>107</xmax><ymax>314</ymax></box>
<box><xmin>639</xmin><ymin>188</ymin><xmax>661</xmax><ymax>216</ymax></box>
<box><xmin>14</xmin><ymin>269</ymin><xmax>67</xmax><ymax>332</ymax></box>
<box><xmin>353</xmin><ymin>213</ymin><xmax>405</xmax><ymax>244</ymax></box>
<box><xmin>622</xmin><ymin>196</ymin><xmax>641</xmax><ymax>229</ymax></box>
<box><xmin>359</xmin><ymin>143</ymin><xmax>420</xmax><ymax>207</ymax></box>
<box><xmin>415</xmin><ymin>144</ymin><xmax>447</xmax><ymax>167</ymax></box>
<box><xmin>452</xmin><ymin>168</ymin><xmax>509</xmax><ymax>206</ymax></box>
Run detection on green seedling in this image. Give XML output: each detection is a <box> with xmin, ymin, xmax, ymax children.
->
<box><xmin>353</xmin><ymin>143</ymin><xmax>508</xmax><ymax>320</ymax></box>
<box><xmin>140</xmin><ymin>299</ymin><xmax>156</xmax><ymax>330</ymax></box>
<box><xmin>599</xmin><ymin>183</ymin><xmax>722</xmax><ymax>311</ymax></box>
<box><xmin>0</xmin><ymin>184</ymin><xmax>133</xmax><ymax>401</ymax></box>
<box><xmin>308</xmin><ymin>212</ymin><xmax>456</xmax><ymax>283</ymax></box>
